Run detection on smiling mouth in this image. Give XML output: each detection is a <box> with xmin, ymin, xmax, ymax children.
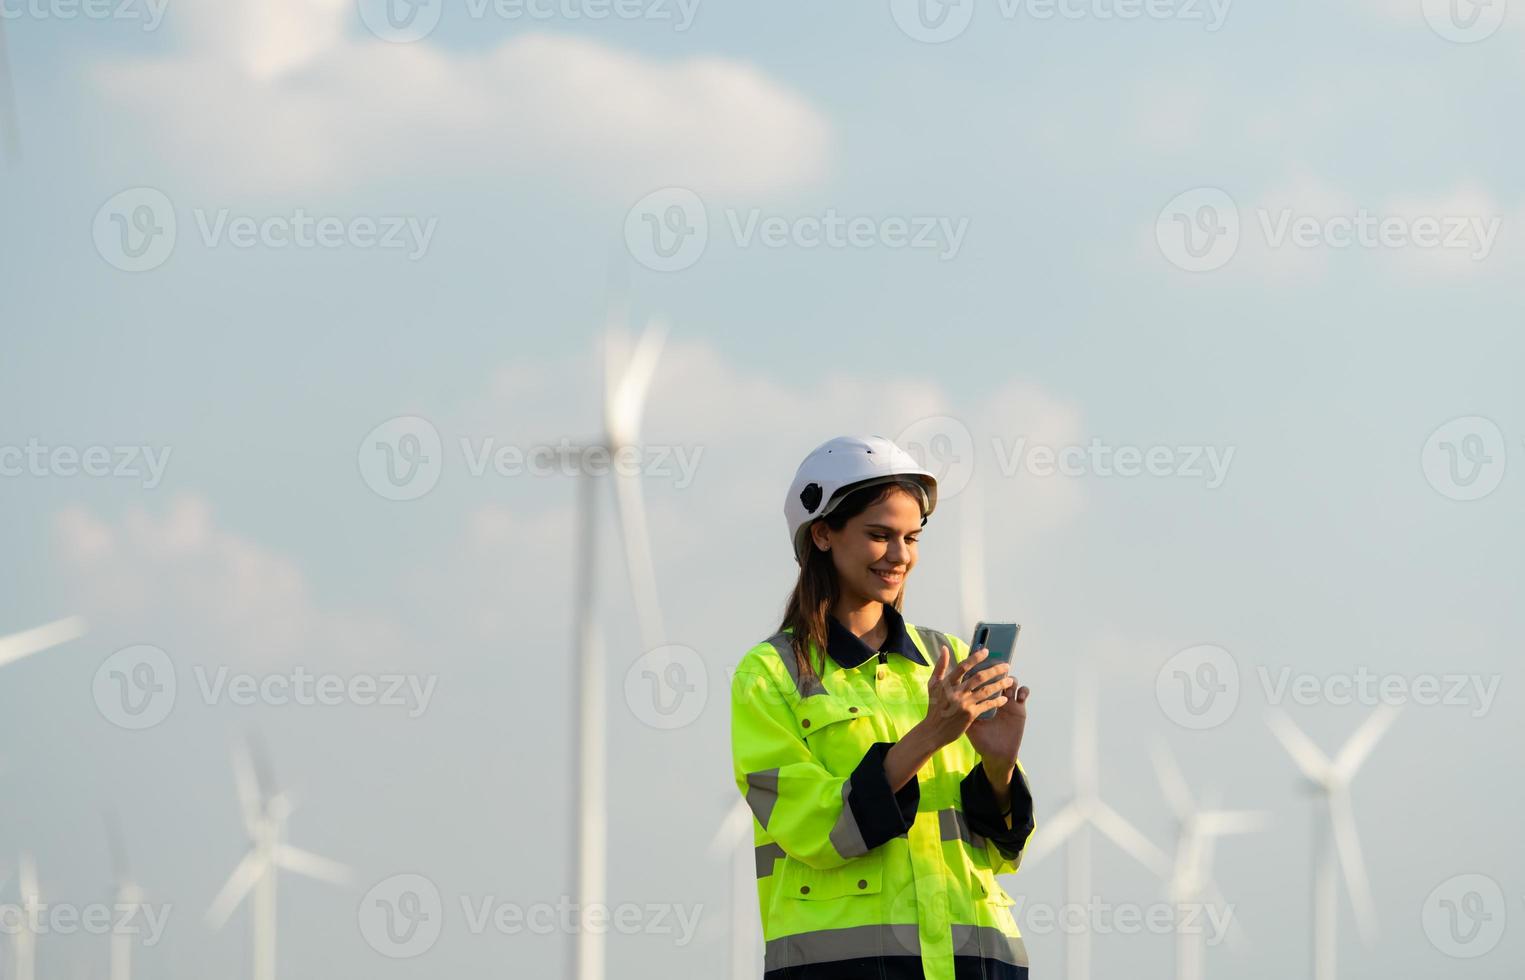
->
<box><xmin>871</xmin><ymin>568</ymin><xmax>904</xmax><ymax>585</ymax></box>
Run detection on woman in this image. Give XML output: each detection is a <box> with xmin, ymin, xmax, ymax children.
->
<box><xmin>730</xmin><ymin>434</ymin><xmax>1036</xmax><ymax>980</ymax></box>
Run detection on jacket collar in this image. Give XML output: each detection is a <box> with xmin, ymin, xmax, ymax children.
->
<box><xmin>826</xmin><ymin>602</ymin><xmax>928</xmax><ymax>668</ymax></box>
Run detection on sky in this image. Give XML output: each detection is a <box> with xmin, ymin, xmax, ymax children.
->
<box><xmin>2</xmin><ymin>0</ymin><xmax>1524</xmax><ymax>978</ymax></box>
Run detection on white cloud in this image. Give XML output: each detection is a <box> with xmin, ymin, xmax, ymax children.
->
<box><xmin>92</xmin><ymin>2</ymin><xmax>832</xmax><ymax>198</ymax></box>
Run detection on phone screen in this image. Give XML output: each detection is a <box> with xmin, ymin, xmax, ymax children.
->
<box><xmin>971</xmin><ymin>622</ymin><xmax>1020</xmax><ymax>720</ymax></box>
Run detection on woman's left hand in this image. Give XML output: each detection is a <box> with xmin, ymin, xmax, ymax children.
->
<box><xmin>964</xmin><ymin>652</ymin><xmax>1030</xmax><ymax>767</ymax></box>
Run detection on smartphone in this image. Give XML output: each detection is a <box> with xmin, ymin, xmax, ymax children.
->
<box><xmin>970</xmin><ymin>622</ymin><xmax>1021</xmax><ymax>721</ymax></box>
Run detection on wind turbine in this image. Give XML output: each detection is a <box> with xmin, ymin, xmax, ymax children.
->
<box><xmin>205</xmin><ymin>738</ymin><xmax>352</xmax><ymax>980</ymax></box>
<box><xmin>1267</xmin><ymin>705</ymin><xmax>1397</xmax><ymax>980</ymax></box>
<box><xmin>105</xmin><ymin>812</ymin><xmax>146</xmax><ymax>980</ymax></box>
<box><xmin>1152</xmin><ymin>741</ymin><xmax>1269</xmax><ymax>980</ymax></box>
<box><xmin>0</xmin><ymin>18</ymin><xmax>20</xmax><ymax>167</ymax></box>
<box><xmin>562</xmin><ymin>302</ymin><xmax>669</xmax><ymax>980</ymax></box>
<box><xmin>0</xmin><ymin>616</ymin><xmax>88</xmax><ymax>669</ymax></box>
<box><xmin>707</xmin><ymin>797</ymin><xmax>760</xmax><ymax>980</ymax></box>
<box><xmin>1021</xmin><ymin>667</ymin><xmax>1171</xmax><ymax>980</ymax></box>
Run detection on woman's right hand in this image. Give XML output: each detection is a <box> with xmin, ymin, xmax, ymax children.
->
<box><xmin>919</xmin><ymin>643</ymin><xmax>1012</xmax><ymax>750</ymax></box>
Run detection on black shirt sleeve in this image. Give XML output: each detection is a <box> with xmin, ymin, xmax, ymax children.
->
<box><xmin>960</xmin><ymin>760</ymin><xmax>1035</xmax><ymax>860</ymax></box>
<box><xmin>846</xmin><ymin>741</ymin><xmax>921</xmax><ymax>851</ymax></box>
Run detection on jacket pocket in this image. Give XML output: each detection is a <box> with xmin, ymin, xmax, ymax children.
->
<box><xmin>780</xmin><ymin>851</ymin><xmax>885</xmax><ymax>900</ymax></box>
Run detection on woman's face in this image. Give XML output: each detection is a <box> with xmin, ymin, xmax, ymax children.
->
<box><xmin>812</xmin><ymin>487</ymin><xmax>923</xmax><ymax>604</ymax></box>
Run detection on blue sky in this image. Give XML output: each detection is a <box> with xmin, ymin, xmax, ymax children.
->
<box><xmin>3</xmin><ymin>1</ymin><xmax>1524</xmax><ymax>978</ymax></box>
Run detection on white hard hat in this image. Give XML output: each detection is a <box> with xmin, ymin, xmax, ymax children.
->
<box><xmin>784</xmin><ymin>435</ymin><xmax>938</xmax><ymax>565</ymax></box>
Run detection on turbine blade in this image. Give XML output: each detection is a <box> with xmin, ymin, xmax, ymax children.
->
<box><xmin>1090</xmin><ymin>801</ymin><xmax>1171</xmax><ymax>877</ymax></box>
<box><xmin>0</xmin><ymin>616</ymin><xmax>87</xmax><ymax>668</ymax></box>
<box><xmin>1265</xmin><ymin>709</ymin><xmax>1330</xmax><ymax>782</ymax></box>
<box><xmin>18</xmin><ymin>852</ymin><xmax>37</xmax><ymax>903</ymax></box>
<box><xmin>1074</xmin><ymin>666</ymin><xmax>1098</xmax><ymax>798</ymax></box>
<box><xmin>1197</xmin><ymin>810</ymin><xmax>1271</xmax><ymax>837</ymax></box>
<box><xmin>232</xmin><ymin>744</ymin><xmax>263</xmax><ymax>834</ymax></box>
<box><xmin>1019</xmin><ymin>801</ymin><xmax>1084</xmax><ymax>868</ymax></box>
<box><xmin>1150</xmin><ymin>739</ymin><xmax>1194</xmax><ymax>821</ymax></box>
<box><xmin>707</xmin><ymin>799</ymin><xmax>753</xmax><ymax>860</ymax></box>
<box><xmin>1333</xmin><ymin>704</ymin><xmax>1399</xmax><ymax>781</ymax></box>
<box><xmin>275</xmin><ymin>845</ymin><xmax>351</xmax><ymax>886</ymax></box>
<box><xmin>1329</xmin><ymin>789</ymin><xmax>1378</xmax><ymax>945</ymax></box>
<box><xmin>205</xmin><ymin>851</ymin><xmax>266</xmax><ymax>929</ymax></box>
<box><xmin>958</xmin><ymin>485</ymin><xmax>986</xmax><ymax>639</ymax></box>
<box><xmin>603</xmin><ymin>316</ymin><xmax>667</xmax><ymax>449</ymax></box>
<box><xmin>610</xmin><ymin>464</ymin><xmax>665</xmax><ymax>649</ymax></box>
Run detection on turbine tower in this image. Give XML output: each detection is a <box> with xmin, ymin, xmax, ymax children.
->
<box><xmin>1021</xmin><ymin>668</ymin><xmax>1171</xmax><ymax>980</ymax></box>
<box><xmin>106</xmin><ymin>812</ymin><xmax>145</xmax><ymax>980</ymax></box>
<box><xmin>707</xmin><ymin>797</ymin><xmax>759</xmax><ymax>980</ymax></box>
<box><xmin>4</xmin><ymin>853</ymin><xmax>41</xmax><ymax>980</ymax></box>
<box><xmin>1267</xmin><ymin>705</ymin><xmax>1397</xmax><ymax>980</ymax></box>
<box><xmin>205</xmin><ymin>738</ymin><xmax>352</xmax><ymax>980</ymax></box>
<box><xmin>562</xmin><ymin>306</ymin><xmax>669</xmax><ymax>980</ymax></box>
<box><xmin>1152</xmin><ymin>741</ymin><xmax>1268</xmax><ymax>980</ymax></box>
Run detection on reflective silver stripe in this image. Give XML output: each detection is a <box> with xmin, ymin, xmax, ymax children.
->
<box><xmin>828</xmin><ymin>779</ymin><xmax>869</xmax><ymax>859</ymax></box>
<box><xmin>745</xmin><ymin>769</ymin><xmax>779</xmax><ymax>829</ymax></box>
<box><xmin>914</xmin><ymin>626</ymin><xmax>949</xmax><ymax>665</ymax></box>
<box><xmin>754</xmin><ymin>842</ymin><xmax>786</xmax><ymax>878</ymax></box>
<box><xmin>765</xmin><ymin>923</ymin><xmax>921</xmax><ymax>970</ymax></box>
<box><xmin>938</xmin><ymin>807</ymin><xmax>988</xmax><ymax>850</ymax></box>
<box><xmin>764</xmin><ymin>631</ymin><xmax>826</xmax><ymax>699</ymax></box>
<box><xmin>951</xmin><ymin>923</ymin><xmax>1030</xmax><ymax>968</ymax></box>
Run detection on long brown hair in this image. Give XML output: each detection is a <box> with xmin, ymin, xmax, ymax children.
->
<box><xmin>777</xmin><ymin>479</ymin><xmax>929</xmax><ymax>691</ymax></box>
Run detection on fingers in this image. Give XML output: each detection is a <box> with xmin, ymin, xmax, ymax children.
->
<box><xmin>948</xmin><ymin>647</ymin><xmax>989</xmax><ymax>686</ymax></box>
<box><xmin>969</xmin><ymin>673</ymin><xmax>1015</xmax><ymax>703</ymax></box>
<box><xmin>930</xmin><ymin>644</ymin><xmax>950</xmax><ymax>683</ymax></box>
<box><xmin>1015</xmin><ymin>685</ymin><xmax>1031</xmax><ymax>704</ymax></box>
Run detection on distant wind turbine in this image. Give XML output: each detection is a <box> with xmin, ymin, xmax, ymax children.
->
<box><xmin>8</xmin><ymin>852</ymin><xmax>40</xmax><ymax>980</ymax></box>
<box><xmin>561</xmin><ymin>303</ymin><xmax>670</xmax><ymax>980</ymax></box>
<box><xmin>205</xmin><ymin>738</ymin><xmax>351</xmax><ymax>980</ymax></box>
<box><xmin>1021</xmin><ymin>668</ymin><xmax>1171</xmax><ymax>980</ymax></box>
<box><xmin>1267</xmin><ymin>705</ymin><xmax>1397</xmax><ymax>980</ymax></box>
<box><xmin>1152</xmin><ymin>741</ymin><xmax>1269</xmax><ymax>980</ymax></box>
<box><xmin>0</xmin><ymin>616</ymin><xmax>88</xmax><ymax>669</ymax></box>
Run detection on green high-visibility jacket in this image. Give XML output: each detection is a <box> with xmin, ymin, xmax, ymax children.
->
<box><xmin>729</xmin><ymin>609</ymin><xmax>1036</xmax><ymax>980</ymax></box>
